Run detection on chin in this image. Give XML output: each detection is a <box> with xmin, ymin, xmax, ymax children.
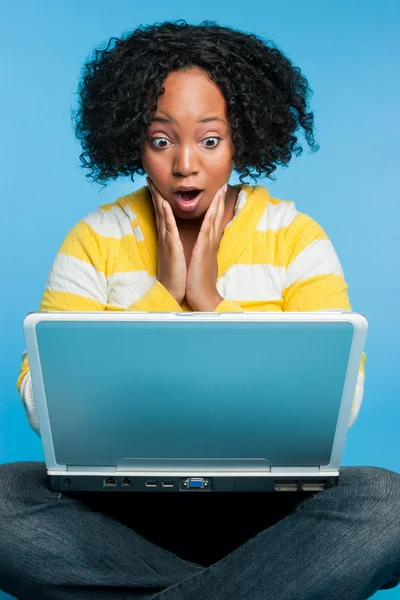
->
<box><xmin>174</xmin><ymin>210</ymin><xmax>201</xmax><ymax>222</ymax></box>
<box><xmin>174</xmin><ymin>205</ymin><xmax>209</xmax><ymax>222</ymax></box>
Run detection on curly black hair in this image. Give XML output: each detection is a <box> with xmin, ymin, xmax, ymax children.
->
<box><xmin>73</xmin><ymin>19</ymin><xmax>320</xmax><ymax>186</ymax></box>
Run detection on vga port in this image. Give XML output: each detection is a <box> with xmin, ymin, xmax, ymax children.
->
<box><xmin>184</xmin><ymin>477</ymin><xmax>208</xmax><ymax>489</ymax></box>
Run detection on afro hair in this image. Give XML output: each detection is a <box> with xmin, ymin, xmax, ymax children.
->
<box><xmin>73</xmin><ymin>19</ymin><xmax>320</xmax><ymax>186</ymax></box>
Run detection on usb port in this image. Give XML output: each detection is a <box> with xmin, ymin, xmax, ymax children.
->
<box><xmin>301</xmin><ymin>482</ymin><xmax>327</xmax><ymax>492</ymax></box>
<box><xmin>162</xmin><ymin>481</ymin><xmax>174</xmax><ymax>488</ymax></box>
<box><xmin>145</xmin><ymin>480</ymin><xmax>157</xmax><ymax>488</ymax></box>
<box><xmin>274</xmin><ymin>482</ymin><xmax>299</xmax><ymax>491</ymax></box>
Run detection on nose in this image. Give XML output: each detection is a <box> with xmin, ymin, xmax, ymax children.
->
<box><xmin>172</xmin><ymin>143</ymin><xmax>199</xmax><ymax>178</ymax></box>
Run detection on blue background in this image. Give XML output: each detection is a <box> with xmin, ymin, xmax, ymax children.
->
<box><xmin>0</xmin><ymin>1</ymin><xmax>399</xmax><ymax>597</ymax></box>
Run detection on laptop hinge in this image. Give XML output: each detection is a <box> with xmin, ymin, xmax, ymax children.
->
<box><xmin>270</xmin><ymin>466</ymin><xmax>320</xmax><ymax>473</ymax></box>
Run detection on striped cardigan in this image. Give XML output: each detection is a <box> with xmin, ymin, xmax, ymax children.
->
<box><xmin>17</xmin><ymin>183</ymin><xmax>365</xmax><ymax>436</ymax></box>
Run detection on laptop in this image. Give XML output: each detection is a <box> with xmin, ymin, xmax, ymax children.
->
<box><xmin>23</xmin><ymin>310</ymin><xmax>367</xmax><ymax>494</ymax></box>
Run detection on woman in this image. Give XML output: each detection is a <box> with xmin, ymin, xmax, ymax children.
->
<box><xmin>1</xmin><ymin>20</ymin><xmax>399</xmax><ymax>600</ymax></box>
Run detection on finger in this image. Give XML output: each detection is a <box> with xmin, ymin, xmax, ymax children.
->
<box><xmin>147</xmin><ymin>178</ymin><xmax>163</xmax><ymax>222</ymax></box>
<box><xmin>207</xmin><ymin>183</ymin><xmax>226</xmax><ymax>236</ymax></box>
<box><xmin>215</xmin><ymin>183</ymin><xmax>227</xmax><ymax>230</ymax></box>
<box><xmin>213</xmin><ymin>182</ymin><xmax>227</xmax><ymax>210</ymax></box>
<box><xmin>146</xmin><ymin>177</ymin><xmax>157</xmax><ymax>216</ymax></box>
<box><xmin>162</xmin><ymin>200</ymin><xmax>181</xmax><ymax>246</ymax></box>
<box><xmin>147</xmin><ymin>178</ymin><xmax>167</xmax><ymax>238</ymax></box>
<box><xmin>199</xmin><ymin>199</ymin><xmax>216</xmax><ymax>239</ymax></box>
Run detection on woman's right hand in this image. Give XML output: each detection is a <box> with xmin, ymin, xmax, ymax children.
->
<box><xmin>147</xmin><ymin>177</ymin><xmax>187</xmax><ymax>305</ymax></box>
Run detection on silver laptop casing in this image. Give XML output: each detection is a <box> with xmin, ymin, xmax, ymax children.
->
<box><xmin>23</xmin><ymin>311</ymin><xmax>367</xmax><ymax>493</ymax></box>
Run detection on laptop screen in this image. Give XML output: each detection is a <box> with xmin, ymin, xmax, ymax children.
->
<box><xmin>35</xmin><ymin>320</ymin><xmax>354</xmax><ymax>468</ymax></box>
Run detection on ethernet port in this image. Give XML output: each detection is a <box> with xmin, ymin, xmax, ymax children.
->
<box><xmin>103</xmin><ymin>477</ymin><xmax>117</xmax><ymax>487</ymax></box>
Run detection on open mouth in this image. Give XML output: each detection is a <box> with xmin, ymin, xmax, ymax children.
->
<box><xmin>175</xmin><ymin>190</ymin><xmax>202</xmax><ymax>201</ymax></box>
<box><xmin>173</xmin><ymin>189</ymin><xmax>204</xmax><ymax>212</ymax></box>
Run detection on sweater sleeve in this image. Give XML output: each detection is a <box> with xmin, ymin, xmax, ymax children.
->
<box><xmin>282</xmin><ymin>213</ymin><xmax>366</xmax><ymax>428</ymax></box>
<box><xmin>214</xmin><ymin>299</ymin><xmax>244</xmax><ymax>312</ymax></box>
<box><xmin>17</xmin><ymin>215</ymin><xmax>180</xmax><ymax>437</ymax></box>
<box><xmin>16</xmin><ymin>219</ymin><xmax>106</xmax><ymax>437</ymax></box>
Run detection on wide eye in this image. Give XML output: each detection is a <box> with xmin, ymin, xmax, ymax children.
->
<box><xmin>202</xmin><ymin>137</ymin><xmax>221</xmax><ymax>149</ymax></box>
<box><xmin>151</xmin><ymin>137</ymin><xmax>170</xmax><ymax>149</ymax></box>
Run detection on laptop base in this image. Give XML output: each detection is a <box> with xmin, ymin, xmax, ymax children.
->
<box><xmin>48</xmin><ymin>474</ymin><xmax>338</xmax><ymax>493</ymax></box>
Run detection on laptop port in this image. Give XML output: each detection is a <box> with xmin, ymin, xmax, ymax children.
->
<box><xmin>122</xmin><ymin>477</ymin><xmax>131</xmax><ymax>487</ymax></box>
<box><xmin>301</xmin><ymin>482</ymin><xmax>327</xmax><ymax>492</ymax></box>
<box><xmin>145</xmin><ymin>480</ymin><xmax>157</xmax><ymax>488</ymax></box>
<box><xmin>183</xmin><ymin>477</ymin><xmax>209</xmax><ymax>489</ymax></box>
<box><xmin>274</xmin><ymin>482</ymin><xmax>299</xmax><ymax>491</ymax></box>
<box><xmin>162</xmin><ymin>481</ymin><xmax>174</xmax><ymax>488</ymax></box>
<box><xmin>103</xmin><ymin>477</ymin><xmax>117</xmax><ymax>487</ymax></box>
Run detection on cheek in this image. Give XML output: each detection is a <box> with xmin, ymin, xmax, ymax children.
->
<box><xmin>206</xmin><ymin>150</ymin><xmax>234</xmax><ymax>180</ymax></box>
<box><xmin>140</xmin><ymin>147</ymin><xmax>155</xmax><ymax>173</ymax></box>
<box><xmin>141</xmin><ymin>150</ymin><xmax>166</xmax><ymax>182</ymax></box>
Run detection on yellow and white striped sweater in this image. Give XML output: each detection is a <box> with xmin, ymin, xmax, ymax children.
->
<box><xmin>17</xmin><ymin>183</ymin><xmax>365</xmax><ymax>436</ymax></box>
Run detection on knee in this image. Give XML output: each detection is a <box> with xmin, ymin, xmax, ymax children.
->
<box><xmin>309</xmin><ymin>466</ymin><xmax>400</xmax><ymax>527</ymax></box>
<box><xmin>0</xmin><ymin>461</ymin><xmax>58</xmax><ymax>512</ymax></box>
<box><xmin>336</xmin><ymin>466</ymin><xmax>400</xmax><ymax>542</ymax></box>
<box><xmin>340</xmin><ymin>466</ymin><xmax>400</xmax><ymax>501</ymax></box>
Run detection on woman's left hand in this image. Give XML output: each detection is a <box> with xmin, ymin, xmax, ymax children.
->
<box><xmin>186</xmin><ymin>182</ymin><xmax>228</xmax><ymax>311</ymax></box>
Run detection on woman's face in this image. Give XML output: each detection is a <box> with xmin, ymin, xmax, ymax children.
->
<box><xmin>141</xmin><ymin>67</ymin><xmax>236</xmax><ymax>222</ymax></box>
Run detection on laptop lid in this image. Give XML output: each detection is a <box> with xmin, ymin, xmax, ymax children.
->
<box><xmin>23</xmin><ymin>311</ymin><xmax>367</xmax><ymax>476</ymax></box>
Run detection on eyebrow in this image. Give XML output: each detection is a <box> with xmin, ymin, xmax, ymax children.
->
<box><xmin>150</xmin><ymin>115</ymin><xmax>228</xmax><ymax>125</ymax></box>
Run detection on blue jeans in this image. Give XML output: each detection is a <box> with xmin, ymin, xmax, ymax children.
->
<box><xmin>0</xmin><ymin>462</ymin><xmax>399</xmax><ymax>599</ymax></box>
